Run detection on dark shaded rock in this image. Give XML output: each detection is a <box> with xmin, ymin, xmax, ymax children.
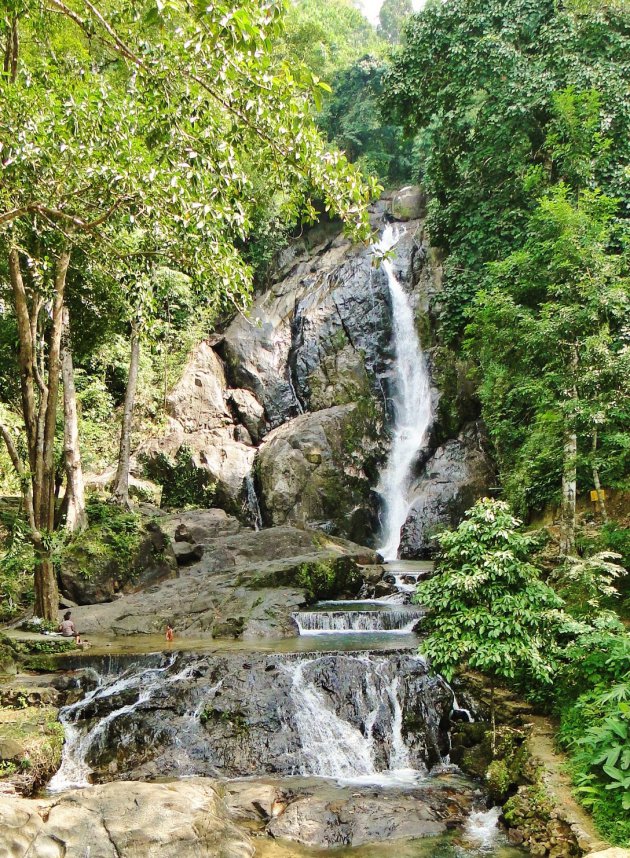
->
<box><xmin>228</xmin><ymin>389</ymin><xmax>265</xmax><ymax>444</ymax></box>
<box><xmin>58</xmin><ymin>522</ymin><xmax>177</xmax><ymax>606</ymax></box>
<box><xmin>399</xmin><ymin>422</ymin><xmax>495</xmax><ymax>558</ymax></box>
<box><xmin>172</xmin><ymin>541</ymin><xmax>204</xmax><ymax>564</ymax></box>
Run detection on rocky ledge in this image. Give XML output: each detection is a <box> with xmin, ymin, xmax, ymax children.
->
<box><xmin>0</xmin><ymin>779</ymin><xmax>253</xmax><ymax>858</ymax></box>
<box><xmin>64</xmin><ymin>508</ymin><xmax>377</xmax><ymax>639</ymax></box>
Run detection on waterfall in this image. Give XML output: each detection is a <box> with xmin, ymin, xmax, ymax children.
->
<box><xmin>244</xmin><ymin>473</ymin><xmax>262</xmax><ymax>531</ymax></box>
<box><xmin>283</xmin><ymin>654</ymin><xmax>424</xmax><ymax>784</ymax></box>
<box><xmin>292</xmin><ymin>608</ymin><xmax>424</xmax><ymax>634</ymax></box>
<box><xmin>375</xmin><ymin>225</ymin><xmax>432</xmax><ymax>561</ymax></box>
<box><xmin>48</xmin><ymin>657</ymin><xmax>195</xmax><ymax>792</ymax></box>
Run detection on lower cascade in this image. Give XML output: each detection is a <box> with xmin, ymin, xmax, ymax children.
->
<box><xmin>48</xmin><ymin>650</ymin><xmax>453</xmax><ymax>786</ymax></box>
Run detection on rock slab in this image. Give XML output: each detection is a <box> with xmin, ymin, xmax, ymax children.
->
<box><xmin>0</xmin><ymin>779</ymin><xmax>253</xmax><ymax>858</ymax></box>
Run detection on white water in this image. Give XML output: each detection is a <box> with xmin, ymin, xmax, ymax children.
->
<box><xmin>463</xmin><ymin>806</ymin><xmax>502</xmax><ymax>852</ymax></box>
<box><xmin>284</xmin><ymin>656</ymin><xmax>424</xmax><ymax>785</ymax></box>
<box><xmin>375</xmin><ymin>225</ymin><xmax>432</xmax><ymax>561</ymax></box>
<box><xmin>292</xmin><ymin>609</ymin><xmax>424</xmax><ymax>635</ymax></box>
<box><xmin>48</xmin><ymin>658</ymin><xmax>195</xmax><ymax>792</ymax></box>
<box><xmin>244</xmin><ymin>473</ymin><xmax>262</xmax><ymax>531</ymax></box>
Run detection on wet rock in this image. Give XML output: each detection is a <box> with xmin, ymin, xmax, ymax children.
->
<box><xmin>56</xmin><ymin>651</ymin><xmax>453</xmax><ymax>782</ymax></box>
<box><xmin>0</xmin><ymin>779</ymin><xmax>253</xmax><ymax>858</ymax></box>
<box><xmin>399</xmin><ymin>422</ymin><xmax>495</xmax><ymax>558</ymax></box>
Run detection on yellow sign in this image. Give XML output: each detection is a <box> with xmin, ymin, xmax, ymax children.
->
<box><xmin>590</xmin><ymin>489</ymin><xmax>606</xmax><ymax>502</ymax></box>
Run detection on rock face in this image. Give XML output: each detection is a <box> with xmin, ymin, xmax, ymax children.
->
<box><xmin>58</xmin><ymin>521</ymin><xmax>178</xmax><ymax>605</ymax></box>
<box><xmin>124</xmin><ymin>192</ymin><xmax>493</xmax><ymax>553</ymax></box>
<box><xmin>399</xmin><ymin>422</ymin><xmax>495</xmax><ymax>558</ymax></box>
<box><xmin>0</xmin><ymin>779</ymin><xmax>253</xmax><ymax>858</ymax></box>
<box><xmin>226</xmin><ymin>774</ymin><xmax>478</xmax><ymax>849</ymax></box>
<box><xmin>65</xmin><ymin>508</ymin><xmax>375</xmax><ymax>639</ymax></box>
<box><xmin>51</xmin><ymin>651</ymin><xmax>452</xmax><ymax>783</ymax></box>
<box><xmin>138</xmin><ymin>342</ymin><xmax>257</xmax><ymax>517</ymax></box>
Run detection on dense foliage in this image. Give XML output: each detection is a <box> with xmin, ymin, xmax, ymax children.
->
<box><xmin>383</xmin><ymin>0</ymin><xmax>630</xmax><ymax>337</ymax></box>
<box><xmin>416</xmin><ymin>499</ymin><xmax>562</xmax><ymax>686</ymax></box>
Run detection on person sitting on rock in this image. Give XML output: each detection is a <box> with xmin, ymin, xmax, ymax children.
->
<box><xmin>58</xmin><ymin>611</ymin><xmax>76</xmax><ymax>637</ymax></box>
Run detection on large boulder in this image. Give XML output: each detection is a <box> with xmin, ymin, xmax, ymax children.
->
<box><xmin>64</xmin><ymin>517</ymin><xmax>375</xmax><ymax>638</ymax></box>
<box><xmin>256</xmin><ymin>405</ymin><xmax>383</xmax><ymax>542</ymax></box>
<box><xmin>58</xmin><ymin>521</ymin><xmax>177</xmax><ymax>605</ymax></box>
<box><xmin>391</xmin><ymin>185</ymin><xmax>427</xmax><ymax>221</ymax></box>
<box><xmin>399</xmin><ymin>422</ymin><xmax>495</xmax><ymax>558</ymax></box>
<box><xmin>0</xmin><ymin>779</ymin><xmax>253</xmax><ymax>858</ymax></box>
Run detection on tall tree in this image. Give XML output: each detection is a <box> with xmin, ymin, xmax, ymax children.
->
<box><xmin>0</xmin><ymin>0</ymin><xmax>377</xmax><ymax>619</ymax></box>
<box><xmin>378</xmin><ymin>0</ymin><xmax>413</xmax><ymax>44</ymax></box>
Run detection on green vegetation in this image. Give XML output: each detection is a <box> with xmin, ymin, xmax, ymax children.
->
<box><xmin>296</xmin><ymin>558</ymin><xmax>361</xmax><ymax>602</ymax></box>
<box><xmin>415</xmin><ymin>499</ymin><xmax>563</xmax><ymax>747</ymax></box>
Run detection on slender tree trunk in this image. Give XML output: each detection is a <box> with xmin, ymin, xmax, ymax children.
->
<box><xmin>61</xmin><ymin>306</ymin><xmax>87</xmax><ymax>532</ymax></box>
<box><xmin>560</xmin><ymin>428</ymin><xmax>577</xmax><ymax>556</ymax></box>
<box><xmin>560</xmin><ymin>346</ymin><xmax>578</xmax><ymax>557</ymax></box>
<box><xmin>7</xmin><ymin>246</ymin><xmax>71</xmax><ymax>619</ymax></box>
<box><xmin>111</xmin><ymin>322</ymin><xmax>140</xmax><ymax>507</ymax></box>
<box><xmin>490</xmin><ymin>677</ymin><xmax>496</xmax><ymax>757</ymax></box>
<box><xmin>591</xmin><ymin>428</ymin><xmax>608</xmax><ymax>523</ymax></box>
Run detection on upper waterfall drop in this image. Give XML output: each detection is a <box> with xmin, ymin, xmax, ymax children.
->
<box><xmin>375</xmin><ymin>225</ymin><xmax>432</xmax><ymax>561</ymax></box>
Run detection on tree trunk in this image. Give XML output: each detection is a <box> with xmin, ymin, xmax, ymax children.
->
<box><xmin>591</xmin><ymin>427</ymin><xmax>608</xmax><ymax>523</ymax></box>
<box><xmin>560</xmin><ymin>428</ymin><xmax>577</xmax><ymax>556</ymax></box>
<box><xmin>6</xmin><ymin>246</ymin><xmax>71</xmax><ymax>620</ymax></box>
<box><xmin>33</xmin><ymin>554</ymin><xmax>59</xmax><ymax>620</ymax></box>
<box><xmin>61</xmin><ymin>306</ymin><xmax>87</xmax><ymax>532</ymax></box>
<box><xmin>560</xmin><ymin>346</ymin><xmax>578</xmax><ymax>557</ymax></box>
<box><xmin>490</xmin><ymin>677</ymin><xmax>497</xmax><ymax>757</ymax></box>
<box><xmin>111</xmin><ymin>323</ymin><xmax>140</xmax><ymax>507</ymax></box>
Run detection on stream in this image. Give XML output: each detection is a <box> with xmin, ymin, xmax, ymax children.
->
<box><xmin>42</xmin><ymin>227</ymin><xmax>528</xmax><ymax>856</ymax></box>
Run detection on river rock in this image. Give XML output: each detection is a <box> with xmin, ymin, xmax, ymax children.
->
<box><xmin>586</xmin><ymin>846</ymin><xmax>630</xmax><ymax>858</ymax></box>
<box><xmin>391</xmin><ymin>185</ymin><xmax>427</xmax><ymax>221</ymax></box>
<box><xmin>62</xmin><ymin>520</ymin><xmax>373</xmax><ymax>638</ymax></box>
<box><xmin>0</xmin><ymin>779</ymin><xmax>253</xmax><ymax>858</ymax></box>
<box><xmin>399</xmin><ymin>422</ymin><xmax>495</xmax><ymax>558</ymax></box>
<box><xmin>256</xmin><ymin>405</ymin><xmax>382</xmax><ymax>541</ymax></box>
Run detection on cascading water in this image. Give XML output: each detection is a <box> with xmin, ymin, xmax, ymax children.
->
<box><xmin>244</xmin><ymin>473</ymin><xmax>263</xmax><ymax>531</ymax></box>
<box><xmin>292</xmin><ymin>608</ymin><xmax>424</xmax><ymax>635</ymax></box>
<box><xmin>48</xmin><ymin>657</ymin><xmax>195</xmax><ymax>792</ymax></box>
<box><xmin>283</xmin><ymin>654</ymin><xmax>426</xmax><ymax>785</ymax></box>
<box><xmin>375</xmin><ymin>225</ymin><xmax>432</xmax><ymax>561</ymax></box>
